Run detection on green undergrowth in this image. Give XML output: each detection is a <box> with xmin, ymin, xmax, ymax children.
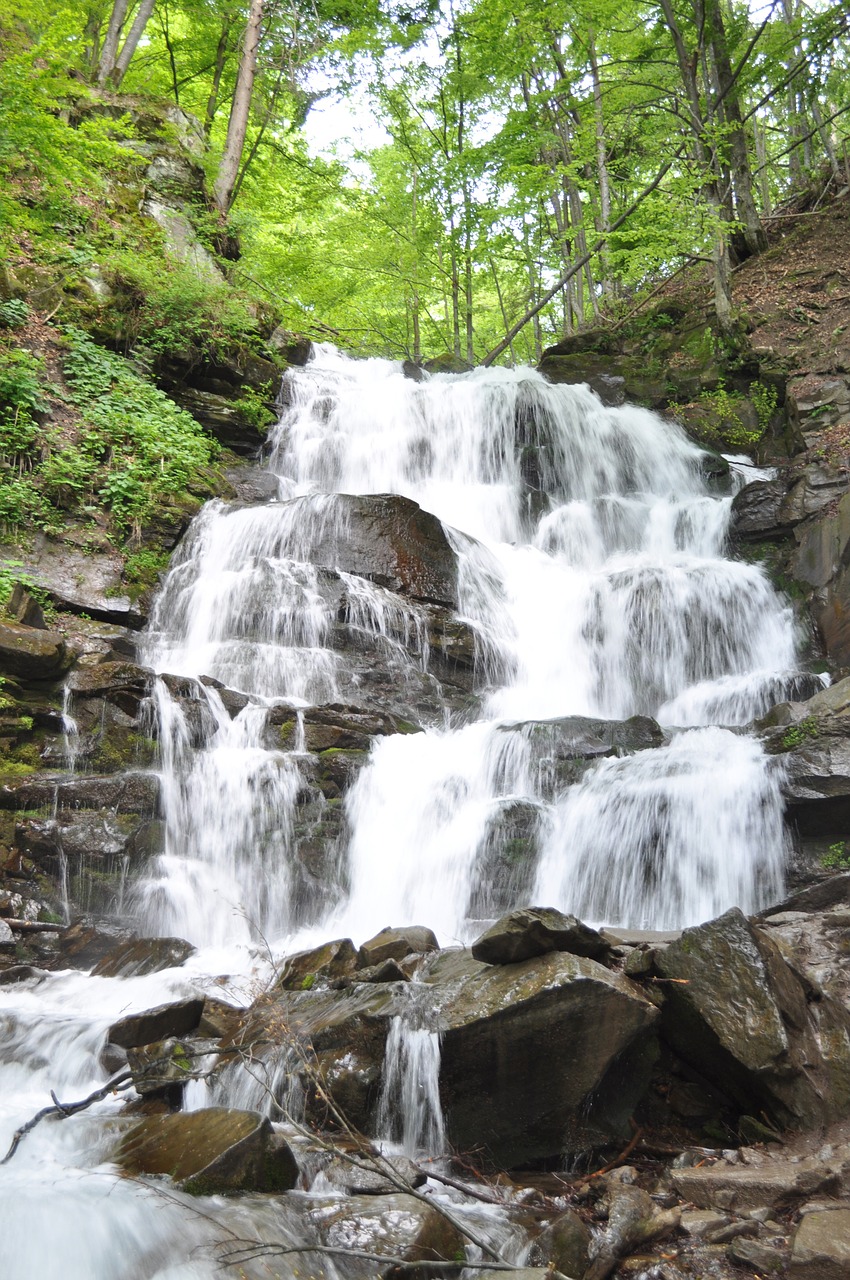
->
<box><xmin>0</xmin><ymin>326</ymin><xmax>219</xmax><ymax>543</ymax></box>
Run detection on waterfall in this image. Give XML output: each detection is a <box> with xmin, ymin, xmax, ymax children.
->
<box><xmin>376</xmin><ymin>1014</ymin><xmax>445</xmax><ymax>1158</ymax></box>
<box><xmin>135</xmin><ymin>345</ymin><xmax>807</xmax><ymax>945</ymax></box>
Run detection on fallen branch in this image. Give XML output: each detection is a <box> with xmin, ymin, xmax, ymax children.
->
<box><xmin>1</xmin><ymin>1070</ymin><xmax>134</xmax><ymax>1164</ymax></box>
<box><xmin>5</xmin><ymin>919</ymin><xmax>69</xmax><ymax>933</ymax></box>
<box><xmin>220</xmin><ymin>1242</ymin><xmax>538</xmax><ymax>1274</ymax></box>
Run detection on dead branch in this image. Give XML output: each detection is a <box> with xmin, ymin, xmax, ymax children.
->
<box><xmin>1</xmin><ymin>1069</ymin><xmax>134</xmax><ymax>1164</ymax></box>
<box><xmin>5</xmin><ymin>919</ymin><xmax>70</xmax><ymax>933</ymax></box>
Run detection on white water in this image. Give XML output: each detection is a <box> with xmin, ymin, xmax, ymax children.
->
<box><xmin>0</xmin><ymin>347</ymin><xmax>816</xmax><ymax>1275</ymax></box>
<box><xmin>131</xmin><ymin>345</ymin><xmax>807</xmax><ymax>945</ymax></box>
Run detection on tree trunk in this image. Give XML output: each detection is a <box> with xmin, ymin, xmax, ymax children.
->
<box><xmin>111</xmin><ymin>0</ymin><xmax>156</xmax><ymax>89</ymax></box>
<box><xmin>704</xmin><ymin>0</ymin><xmax>767</xmax><ymax>254</ymax></box>
<box><xmin>204</xmin><ymin>22</ymin><xmax>231</xmax><ymax>137</ymax></box>
<box><xmin>97</xmin><ymin>0</ymin><xmax>130</xmax><ymax>85</ymax></box>
<box><xmin>588</xmin><ymin>34</ymin><xmax>612</xmax><ymax>295</ymax></box>
<box><xmin>213</xmin><ymin>0</ymin><xmax>265</xmax><ymax>216</ymax></box>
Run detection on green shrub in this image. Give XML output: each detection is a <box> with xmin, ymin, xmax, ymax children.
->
<box><xmin>822</xmin><ymin>842</ymin><xmax>850</xmax><ymax>870</ymax></box>
<box><xmin>0</xmin><ymin>299</ymin><xmax>30</xmax><ymax>329</ymax></box>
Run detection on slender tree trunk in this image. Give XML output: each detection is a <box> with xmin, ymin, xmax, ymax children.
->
<box><xmin>704</xmin><ymin>0</ymin><xmax>767</xmax><ymax>254</ymax></box>
<box><xmin>213</xmin><ymin>0</ymin><xmax>264</xmax><ymax>216</ymax></box>
<box><xmin>754</xmin><ymin>118</ymin><xmax>773</xmax><ymax>214</ymax></box>
<box><xmin>588</xmin><ymin>34</ymin><xmax>612</xmax><ymax>294</ymax></box>
<box><xmin>97</xmin><ymin>0</ymin><xmax>130</xmax><ymax>85</ymax></box>
<box><xmin>781</xmin><ymin>0</ymin><xmax>807</xmax><ymax>187</ymax></box>
<box><xmin>489</xmin><ymin>257</ymin><xmax>516</xmax><ymax>364</ymax></box>
<box><xmin>411</xmin><ymin>170</ymin><xmax>421</xmax><ymax>362</ymax></box>
<box><xmin>204</xmin><ymin>23</ymin><xmax>231</xmax><ymax>137</ymax></box>
<box><xmin>810</xmin><ymin>100</ymin><xmax>842</xmax><ymax>183</ymax></box>
<box><xmin>110</xmin><ymin>0</ymin><xmax>156</xmax><ymax>88</ymax></box>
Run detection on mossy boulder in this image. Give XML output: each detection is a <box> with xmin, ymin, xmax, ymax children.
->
<box><xmin>0</xmin><ymin>622</ymin><xmax>71</xmax><ymax>681</ymax></box>
<box><xmin>115</xmin><ymin>1107</ymin><xmax>298</xmax><ymax>1194</ymax></box>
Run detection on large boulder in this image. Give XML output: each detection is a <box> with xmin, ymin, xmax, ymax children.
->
<box><xmin>92</xmin><ymin>937</ymin><xmax>196</xmax><ymax>978</ymax></box>
<box><xmin>275</xmin><ymin>937</ymin><xmax>359</xmax><ymax>990</ymax></box>
<box><xmin>358</xmin><ymin>925</ymin><xmax>439</xmax><ymax>968</ymax></box>
<box><xmin>759</xmin><ymin>677</ymin><xmax>850</xmax><ymax>836</ymax></box>
<box><xmin>471</xmin><ymin>907</ymin><xmax>612</xmax><ymax>965</ymax></box>
<box><xmin>653</xmin><ymin>908</ymin><xmax>850</xmax><ymax>1129</ymax></box>
<box><xmin>790</xmin><ymin>1209</ymin><xmax>850</xmax><ymax>1280</ymax></box>
<box><xmin>431</xmin><ymin>949</ymin><xmax>659</xmax><ymax>1167</ymax></box>
<box><xmin>115</xmin><ymin>1108</ymin><xmax>298</xmax><ymax>1194</ymax></box>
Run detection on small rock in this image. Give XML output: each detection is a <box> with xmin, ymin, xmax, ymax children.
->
<box><xmin>108</xmin><ymin>996</ymin><xmax>205</xmax><ymax>1049</ymax></box>
<box><xmin>276</xmin><ymin>937</ymin><xmax>359</xmax><ymax>990</ymax></box>
<box><xmin>728</xmin><ymin>1236</ymin><xmax>786</xmax><ymax>1273</ymax></box>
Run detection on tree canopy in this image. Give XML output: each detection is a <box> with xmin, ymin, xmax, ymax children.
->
<box><xmin>1</xmin><ymin>0</ymin><xmax>848</xmax><ymax>359</ymax></box>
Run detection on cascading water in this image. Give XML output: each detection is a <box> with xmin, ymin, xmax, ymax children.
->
<box><xmin>135</xmin><ymin>345</ymin><xmax>810</xmax><ymax>945</ymax></box>
<box><xmin>0</xmin><ymin>346</ymin><xmax>819</xmax><ymax>1279</ymax></box>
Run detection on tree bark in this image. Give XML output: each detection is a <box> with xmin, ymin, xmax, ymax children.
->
<box><xmin>205</xmin><ymin>21</ymin><xmax>232</xmax><ymax>137</ymax></box>
<box><xmin>96</xmin><ymin>0</ymin><xmax>130</xmax><ymax>85</ymax></box>
<box><xmin>213</xmin><ymin>0</ymin><xmax>265</xmax><ymax>216</ymax></box>
<box><xmin>111</xmin><ymin>0</ymin><xmax>156</xmax><ymax>89</ymax></box>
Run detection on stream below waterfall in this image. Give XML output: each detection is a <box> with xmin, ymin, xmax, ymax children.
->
<box><xmin>0</xmin><ymin>347</ymin><xmax>821</xmax><ymax>1277</ymax></box>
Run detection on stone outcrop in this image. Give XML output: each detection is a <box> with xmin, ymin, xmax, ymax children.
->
<box><xmin>108</xmin><ymin>996</ymin><xmax>205</xmax><ymax>1049</ymax></box>
<box><xmin>307</xmin><ymin>1192</ymin><xmax>464</xmax><ymax>1278</ymax></box>
<box><xmin>652</xmin><ymin>907</ymin><xmax>850</xmax><ymax>1129</ymax></box>
<box><xmin>0</xmin><ymin>622</ymin><xmax>71</xmax><ymax>681</ymax></box>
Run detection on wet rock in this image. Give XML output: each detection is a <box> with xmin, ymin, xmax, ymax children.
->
<box><xmin>528</xmin><ymin>1209</ymin><xmax>592</xmax><ymax>1278</ymax></box>
<box><xmin>0</xmin><ymin>621</ymin><xmax>71</xmax><ymax>680</ymax></box>
<box><xmin>91</xmin><ymin>937</ymin><xmax>196</xmax><ymax>978</ymax></box>
<box><xmin>585</xmin><ymin>1178</ymin><xmax>680</xmax><ymax>1280</ymax></box>
<box><xmin>320</xmin><ymin>1153</ymin><xmax>426</xmax><ymax>1194</ymax></box>
<box><xmin>275</xmin><ymin>937</ymin><xmax>359</xmax><ymax>990</ymax></box>
<box><xmin>126</xmin><ymin>1035</ymin><xmax>218</xmax><ymax>1096</ymax></box>
<box><xmin>353</xmin><ymin>958</ymin><xmax>410</xmax><ymax>983</ymax></box>
<box><xmin>358</xmin><ymin>925</ymin><xmax>439</xmax><ymax>967</ymax></box>
<box><xmin>269</xmin><ymin>703</ymin><xmax>420</xmax><ymax>754</ymax></box>
<box><xmin>57</xmin><ymin>918</ymin><xmax>136</xmax><ymax>968</ymax></box>
<box><xmin>654</xmin><ymin>907</ymin><xmax>850</xmax><ymax>1129</ymax></box>
<box><xmin>0</xmin><ymin>918</ymin><xmax>14</xmax><ymax>948</ymax></box>
<box><xmin>0</xmin><ymin>533</ymin><xmax>145</xmax><ymax>627</ymax></box>
<box><xmin>6</xmin><ymin>584</ymin><xmax>46</xmax><ymax>629</ymax></box>
<box><xmin>1</xmin><ymin>770</ymin><xmax>161</xmax><ymax>815</ymax></box>
<box><xmin>0</xmin><ymin>964</ymin><xmax>48</xmax><ymax>985</ymax></box>
<box><xmin>308</xmin><ymin>1191</ymin><xmax>464</xmax><ymax>1278</ymax></box>
<box><xmin>728</xmin><ymin>1236</ymin><xmax>786</xmax><ymax>1273</ymax></box>
<box><xmin>436</xmin><ymin>949</ymin><xmax>659</xmax><ymax>1166</ymax></box>
<box><xmin>108</xmin><ymin>996</ymin><xmax>205</xmax><ymax>1049</ymax></box>
<box><xmin>790</xmin><ymin>1208</ymin><xmax>850</xmax><ymax>1279</ymax></box>
<box><xmin>224</xmin><ymin>466</ymin><xmax>280</xmax><ymax>503</ymax></box>
<box><xmin>471</xmin><ymin>907</ymin><xmax>612</xmax><ymax>966</ymax></box>
<box><xmin>115</xmin><ymin>1107</ymin><xmax>298</xmax><ymax>1193</ymax></box>
<box><xmin>298</xmin><ymin>493</ymin><xmax>460</xmax><ymax>608</ymax></box>
<box><xmin>68</xmin><ymin>661</ymin><xmax>152</xmax><ymax>717</ymax></box>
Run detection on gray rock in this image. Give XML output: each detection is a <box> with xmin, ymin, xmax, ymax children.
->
<box><xmin>728</xmin><ymin>1236</ymin><xmax>786</xmax><ymax>1273</ymax></box>
<box><xmin>0</xmin><ymin>533</ymin><xmax>144</xmax><ymax>627</ymax></box>
<box><xmin>224</xmin><ymin>466</ymin><xmax>281</xmax><ymax>503</ymax></box>
<box><xmin>308</xmin><ymin>1191</ymin><xmax>463</xmax><ymax>1278</ymax></box>
<box><xmin>275</xmin><ymin>937</ymin><xmax>359</xmax><ymax>990</ymax></box>
<box><xmin>527</xmin><ymin>1209</ymin><xmax>591</xmax><ymax>1278</ymax></box>
<box><xmin>654</xmin><ymin>907</ymin><xmax>850</xmax><ymax>1129</ymax></box>
<box><xmin>471</xmin><ymin>907</ymin><xmax>612</xmax><ymax>965</ymax></box>
<box><xmin>790</xmin><ymin>1209</ymin><xmax>850</xmax><ymax>1279</ymax></box>
<box><xmin>672</xmin><ymin>1155</ymin><xmax>844</xmax><ymax>1212</ymax></box>
<box><xmin>115</xmin><ymin>1108</ymin><xmax>298</xmax><ymax>1194</ymax></box>
<box><xmin>358</xmin><ymin>925</ymin><xmax>439</xmax><ymax>967</ymax></box>
<box><xmin>108</xmin><ymin>996</ymin><xmax>205</xmax><ymax>1049</ymax></box>
<box><xmin>321</xmin><ymin>1153</ymin><xmax>426</xmax><ymax>1194</ymax></box>
<box><xmin>437</xmin><ymin>950</ymin><xmax>659</xmax><ymax>1166</ymax></box>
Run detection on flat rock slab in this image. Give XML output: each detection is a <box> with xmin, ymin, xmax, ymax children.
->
<box><xmin>108</xmin><ymin>996</ymin><xmax>205</xmax><ymax>1048</ymax></box>
<box><xmin>791</xmin><ymin>1209</ymin><xmax>850</xmax><ymax>1279</ymax></box>
<box><xmin>115</xmin><ymin>1107</ymin><xmax>298</xmax><ymax>1194</ymax></box>
<box><xmin>672</xmin><ymin>1157</ymin><xmax>844</xmax><ymax>1211</ymax></box>
<box><xmin>0</xmin><ymin>536</ymin><xmax>144</xmax><ymax>627</ymax></box>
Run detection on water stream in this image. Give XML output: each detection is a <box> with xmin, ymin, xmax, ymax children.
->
<box><xmin>0</xmin><ymin>347</ymin><xmax>817</xmax><ymax>1276</ymax></box>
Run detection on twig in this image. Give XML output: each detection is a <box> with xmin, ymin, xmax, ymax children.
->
<box><xmin>5</xmin><ymin>919</ymin><xmax>69</xmax><ymax>933</ymax></box>
<box><xmin>588</xmin><ymin>1124</ymin><xmax>643</xmax><ymax>1179</ymax></box>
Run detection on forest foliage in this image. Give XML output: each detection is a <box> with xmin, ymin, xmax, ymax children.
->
<box><xmin>1</xmin><ymin>0</ymin><xmax>848</xmax><ymax>366</ymax></box>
